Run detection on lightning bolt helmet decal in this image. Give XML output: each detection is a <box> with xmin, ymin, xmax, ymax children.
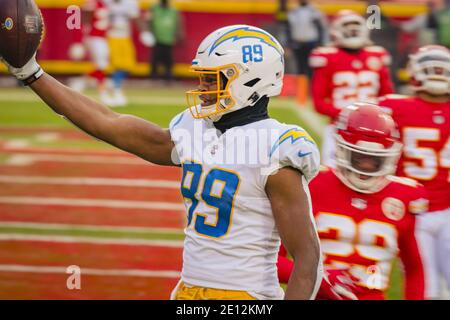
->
<box><xmin>208</xmin><ymin>26</ymin><xmax>283</xmax><ymax>57</ymax></box>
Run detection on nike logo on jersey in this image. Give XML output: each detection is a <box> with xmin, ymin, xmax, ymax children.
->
<box><xmin>298</xmin><ymin>151</ymin><xmax>312</xmax><ymax>158</ymax></box>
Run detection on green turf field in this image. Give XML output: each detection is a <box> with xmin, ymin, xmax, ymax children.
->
<box><xmin>0</xmin><ymin>86</ymin><xmax>403</xmax><ymax>299</ymax></box>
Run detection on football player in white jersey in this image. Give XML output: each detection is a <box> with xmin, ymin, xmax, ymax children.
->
<box><xmin>2</xmin><ymin>25</ymin><xmax>323</xmax><ymax>300</ymax></box>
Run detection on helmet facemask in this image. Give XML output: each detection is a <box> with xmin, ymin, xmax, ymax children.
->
<box><xmin>409</xmin><ymin>52</ymin><xmax>450</xmax><ymax>96</ymax></box>
<box><xmin>335</xmin><ymin>135</ymin><xmax>402</xmax><ymax>194</ymax></box>
<box><xmin>332</xmin><ymin>14</ymin><xmax>370</xmax><ymax>49</ymax></box>
<box><xmin>186</xmin><ymin>64</ymin><xmax>239</xmax><ymax>121</ymax></box>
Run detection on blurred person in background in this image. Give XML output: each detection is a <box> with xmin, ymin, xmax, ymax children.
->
<box><xmin>309</xmin><ymin>10</ymin><xmax>394</xmax><ymax>167</ymax></box>
<box><xmin>287</xmin><ymin>0</ymin><xmax>328</xmax><ymax>79</ymax></box>
<box><xmin>436</xmin><ymin>0</ymin><xmax>450</xmax><ymax>48</ymax></box>
<box><xmin>263</xmin><ymin>0</ymin><xmax>297</xmax><ymax>74</ymax></box>
<box><xmin>107</xmin><ymin>0</ymin><xmax>147</xmax><ymax>107</ymax></box>
<box><xmin>366</xmin><ymin>0</ymin><xmax>401</xmax><ymax>87</ymax></box>
<box><xmin>279</xmin><ymin>103</ymin><xmax>428</xmax><ymax>300</ymax></box>
<box><xmin>84</xmin><ymin>0</ymin><xmax>111</xmax><ymax>104</ymax></box>
<box><xmin>399</xmin><ymin>1</ymin><xmax>439</xmax><ymax>71</ymax></box>
<box><xmin>67</xmin><ymin>0</ymin><xmax>112</xmax><ymax>104</ymax></box>
<box><xmin>400</xmin><ymin>1</ymin><xmax>439</xmax><ymax>47</ymax></box>
<box><xmin>379</xmin><ymin>45</ymin><xmax>450</xmax><ymax>299</ymax></box>
<box><xmin>273</xmin><ymin>0</ymin><xmax>289</xmax><ymax>47</ymax></box>
<box><xmin>148</xmin><ymin>0</ymin><xmax>184</xmax><ymax>82</ymax></box>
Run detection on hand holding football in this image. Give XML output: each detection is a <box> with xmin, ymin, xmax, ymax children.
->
<box><xmin>0</xmin><ymin>0</ymin><xmax>44</xmax><ymax>68</ymax></box>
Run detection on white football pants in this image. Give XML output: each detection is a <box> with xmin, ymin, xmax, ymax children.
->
<box><xmin>86</xmin><ymin>36</ymin><xmax>109</xmax><ymax>70</ymax></box>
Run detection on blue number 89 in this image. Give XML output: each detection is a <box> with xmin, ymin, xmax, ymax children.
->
<box><xmin>242</xmin><ymin>44</ymin><xmax>264</xmax><ymax>63</ymax></box>
<box><xmin>181</xmin><ymin>163</ymin><xmax>240</xmax><ymax>238</ymax></box>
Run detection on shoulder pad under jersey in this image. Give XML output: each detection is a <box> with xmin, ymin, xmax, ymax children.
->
<box><xmin>268</xmin><ymin>126</ymin><xmax>320</xmax><ymax>183</ymax></box>
<box><xmin>309</xmin><ymin>46</ymin><xmax>338</xmax><ymax>68</ymax></box>
<box><xmin>365</xmin><ymin>45</ymin><xmax>388</xmax><ymax>53</ymax></box>
<box><xmin>387</xmin><ymin>175</ymin><xmax>420</xmax><ymax>188</ymax></box>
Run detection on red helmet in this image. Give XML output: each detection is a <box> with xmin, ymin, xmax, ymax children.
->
<box><xmin>408</xmin><ymin>45</ymin><xmax>450</xmax><ymax>96</ymax></box>
<box><xmin>335</xmin><ymin>103</ymin><xmax>402</xmax><ymax>193</ymax></box>
<box><xmin>330</xmin><ymin>10</ymin><xmax>371</xmax><ymax>49</ymax></box>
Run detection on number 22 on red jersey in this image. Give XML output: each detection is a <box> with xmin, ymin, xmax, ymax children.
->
<box><xmin>333</xmin><ymin>71</ymin><xmax>380</xmax><ymax>109</ymax></box>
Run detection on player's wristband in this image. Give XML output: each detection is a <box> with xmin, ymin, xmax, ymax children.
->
<box><xmin>21</xmin><ymin>68</ymin><xmax>44</xmax><ymax>86</ymax></box>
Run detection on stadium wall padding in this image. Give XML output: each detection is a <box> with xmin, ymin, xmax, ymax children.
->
<box><xmin>0</xmin><ymin>1</ymin><xmax>427</xmax><ymax>76</ymax></box>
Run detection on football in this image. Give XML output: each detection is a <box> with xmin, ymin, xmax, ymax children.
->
<box><xmin>0</xmin><ymin>0</ymin><xmax>44</xmax><ymax>68</ymax></box>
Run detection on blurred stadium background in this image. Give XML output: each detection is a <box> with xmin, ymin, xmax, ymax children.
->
<box><xmin>0</xmin><ymin>0</ymin><xmax>445</xmax><ymax>299</ymax></box>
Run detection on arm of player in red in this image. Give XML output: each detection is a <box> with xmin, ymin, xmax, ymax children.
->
<box><xmin>378</xmin><ymin>64</ymin><xmax>395</xmax><ymax>96</ymax></box>
<box><xmin>311</xmin><ymin>66</ymin><xmax>341</xmax><ymax>120</ymax></box>
<box><xmin>277</xmin><ymin>244</ymin><xmax>359</xmax><ymax>300</ymax></box>
<box><xmin>398</xmin><ymin>200</ymin><xmax>427</xmax><ymax>300</ymax></box>
<box><xmin>277</xmin><ymin>244</ymin><xmax>293</xmax><ymax>283</ymax></box>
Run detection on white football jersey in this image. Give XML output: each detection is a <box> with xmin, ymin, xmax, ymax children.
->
<box><xmin>107</xmin><ymin>0</ymin><xmax>139</xmax><ymax>38</ymax></box>
<box><xmin>169</xmin><ymin>109</ymin><xmax>320</xmax><ymax>299</ymax></box>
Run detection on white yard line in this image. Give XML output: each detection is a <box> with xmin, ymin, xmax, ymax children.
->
<box><xmin>0</xmin><ymin>90</ymin><xmax>184</xmax><ymax>106</ymax></box>
<box><xmin>0</xmin><ymin>234</ymin><xmax>184</xmax><ymax>247</ymax></box>
<box><xmin>0</xmin><ymin>196</ymin><xmax>185</xmax><ymax>211</ymax></box>
<box><xmin>0</xmin><ymin>264</ymin><xmax>180</xmax><ymax>278</ymax></box>
<box><xmin>34</xmin><ymin>132</ymin><xmax>60</xmax><ymax>142</ymax></box>
<box><xmin>0</xmin><ymin>221</ymin><xmax>183</xmax><ymax>234</ymax></box>
<box><xmin>4</xmin><ymin>153</ymin><xmax>149</xmax><ymax>166</ymax></box>
<box><xmin>3</xmin><ymin>139</ymin><xmax>30</xmax><ymax>149</ymax></box>
<box><xmin>0</xmin><ymin>175</ymin><xmax>179</xmax><ymax>189</ymax></box>
<box><xmin>0</xmin><ymin>91</ymin><xmax>299</xmax><ymax>108</ymax></box>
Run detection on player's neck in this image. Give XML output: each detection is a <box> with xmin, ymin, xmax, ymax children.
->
<box><xmin>213</xmin><ymin>96</ymin><xmax>270</xmax><ymax>134</ymax></box>
<box><xmin>417</xmin><ymin>92</ymin><xmax>449</xmax><ymax>104</ymax></box>
<box><xmin>341</xmin><ymin>47</ymin><xmax>361</xmax><ymax>54</ymax></box>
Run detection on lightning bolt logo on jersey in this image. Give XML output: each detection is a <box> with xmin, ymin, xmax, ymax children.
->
<box><xmin>270</xmin><ymin>128</ymin><xmax>316</xmax><ymax>157</ymax></box>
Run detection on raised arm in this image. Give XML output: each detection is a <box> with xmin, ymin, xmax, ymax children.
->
<box><xmin>266</xmin><ymin>167</ymin><xmax>323</xmax><ymax>300</ymax></box>
<box><xmin>3</xmin><ymin>57</ymin><xmax>175</xmax><ymax>166</ymax></box>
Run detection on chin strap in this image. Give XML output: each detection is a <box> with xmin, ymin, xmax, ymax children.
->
<box><xmin>213</xmin><ymin>96</ymin><xmax>270</xmax><ymax>133</ymax></box>
<box><xmin>341</xmin><ymin>47</ymin><xmax>362</xmax><ymax>54</ymax></box>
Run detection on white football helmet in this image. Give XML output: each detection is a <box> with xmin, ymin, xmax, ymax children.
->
<box><xmin>408</xmin><ymin>45</ymin><xmax>450</xmax><ymax>96</ymax></box>
<box><xmin>330</xmin><ymin>10</ymin><xmax>371</xmax><ymax>50</ymax></box>
<box><xmin>186</xmin><ymin>25</ymin><xmax>285</xmax><ymax>120</ymax></box>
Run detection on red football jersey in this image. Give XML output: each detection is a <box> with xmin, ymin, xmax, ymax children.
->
<box><xmin>309</xmin><ymin>46</ymin><xmax>394</xmax><ymax>123</ymax></box>
<box><xmin>379</xmin><ymin>95</ymin><xmax>450</xmax><ymax>212</ymax></box>
<box><xmin>278</xmin><ymin>168</ymin><xmax>428</xmax><ymax>300</ymax></box>
<box><xmin>84</xmin><ymin>0</ymin><xmax>109</xmax><ymax>38</ymax></box>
